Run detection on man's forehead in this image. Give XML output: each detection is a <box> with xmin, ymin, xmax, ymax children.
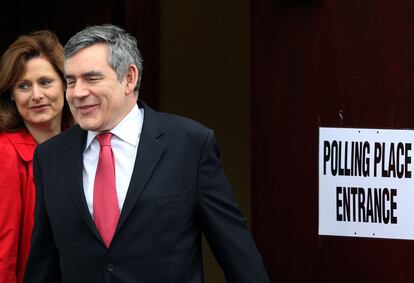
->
<box><xmin>65</xmin><ymin>45</ymin><xmax>108</xmax><ymax>64</ymax></box>
<box><xmin>65</xmin><ymin>54</ymin><xmax>109</xmax><ymax>76</ymax></box>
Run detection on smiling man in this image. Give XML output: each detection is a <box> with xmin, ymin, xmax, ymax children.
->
<box><xmin>23</xmin><ymin>24</ymin><xmax>269</xmax><ymax>283</ymax></box>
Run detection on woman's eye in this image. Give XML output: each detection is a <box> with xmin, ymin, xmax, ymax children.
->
<box><xmin>40</xmin><ymin>79</ymin><xmax>52</xmax><ymax>86</ymax></box>
<box><xmin>17</xmin><ymin>82</ymin><xmax>30</xmax><ymax>90</ymax></box>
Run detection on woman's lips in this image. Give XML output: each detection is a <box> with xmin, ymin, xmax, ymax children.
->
<box><xmin>30</xmin><ymin>104</ymin><xmax>49</xmax><ymax>111</ymax></box>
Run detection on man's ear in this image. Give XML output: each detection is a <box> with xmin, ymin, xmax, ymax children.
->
<box><xmin>125</xmin><ymin>64</ymin><xmax>139</xmax><ymax>95</ymax></box>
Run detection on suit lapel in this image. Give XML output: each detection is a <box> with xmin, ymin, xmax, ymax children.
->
<box><xmin>63</xmin><ymin>126</ymin><xmax>102</xmax><ymax>240</ymax></box>
<box><xmin>116</xmin><ymin>102</ymin><xmax>165</xmax><ymax>231</ymax></box>
<box><xmin>62</xmin><ymin>103</ymin><xmax>165</xmax><ymax>241</ymax></box>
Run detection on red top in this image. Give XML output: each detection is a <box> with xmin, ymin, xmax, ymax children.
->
<box><xmin>0</xmin><ymin>130</ymin><xmax>36</xmax><ymax>283</ymax></box>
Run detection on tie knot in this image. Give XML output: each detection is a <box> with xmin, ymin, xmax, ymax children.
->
<box><xmin>96</xmin><ymin>132</ymin><xmax>113</xmax><ymax>146</ymax></box>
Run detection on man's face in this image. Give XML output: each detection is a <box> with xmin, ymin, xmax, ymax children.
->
<box><xmin>65</xmin><ymin>44</ymin><xmax>134</xmax><ymax>131</ymax></box>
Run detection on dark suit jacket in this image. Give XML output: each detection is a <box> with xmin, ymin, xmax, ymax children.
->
<box><xmin>24</xmin><ymin>102</ymin><xmax>269</xmax><ymax>283</ymax></box>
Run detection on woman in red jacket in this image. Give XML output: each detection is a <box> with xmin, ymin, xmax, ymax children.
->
<box><xmin>0</xmin><ymin>30</ymin><xmax>74</xmax><ymax>283</ymax></box>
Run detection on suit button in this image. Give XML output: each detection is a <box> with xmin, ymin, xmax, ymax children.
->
<box><xmin>107</xmin><ymin>264</ymin><xmax>115</xmax><ymax>272</ymax></box>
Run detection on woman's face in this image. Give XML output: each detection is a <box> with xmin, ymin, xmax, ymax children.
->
<box><xmin>12</xmin><ymin>56</ymin><xmax>64</xmax><ymax>129</ymax></box>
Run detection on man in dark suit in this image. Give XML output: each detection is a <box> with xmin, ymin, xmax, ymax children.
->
<box><xmin>24</xmin><ymin>24</ymin><xmax>269</xmax><ymax>283</ymax></box>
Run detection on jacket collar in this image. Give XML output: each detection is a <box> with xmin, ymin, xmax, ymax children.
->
<box><xmin>6</xmin><ymin>130</ymin><xmax>37</xmax><ymax>161</ymax></box>
<box><xmin>63</xmin><ymin>101</ymin><xmax>166</xmax><ymax>246</ymax></box>
<box><xmin>116</xmin><ymin>100</ymin><xmax>165</xmax><ymax>231</ymax></box>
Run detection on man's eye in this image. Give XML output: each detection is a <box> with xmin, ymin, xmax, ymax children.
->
<box><xmin>66</xmin><ymin>80</ymin><xmax>75</xmax><ymax>88</ymax></box>
<box><xmin>87</xmin><ymin>77</ymin><xmax>99</xmax><ymax>82</ymax></box>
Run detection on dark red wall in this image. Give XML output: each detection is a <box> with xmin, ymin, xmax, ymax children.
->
<box><xmin>251</xmin><ymin>0</ymin><xmax>414</xmax><ymax>282</ymax></box>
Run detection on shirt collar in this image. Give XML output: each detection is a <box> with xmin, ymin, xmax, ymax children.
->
<box><xmin>84</xmin><ymin>104</ymin><xmax>143</xmax><ymax>152</ymax></box>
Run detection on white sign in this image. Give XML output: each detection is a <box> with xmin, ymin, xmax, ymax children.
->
<box><xmin>319</xmin><ymin>127</ymin><xmax>414</xmax><ymax>239</ymax></box>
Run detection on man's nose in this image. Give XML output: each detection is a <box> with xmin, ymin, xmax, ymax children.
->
<box><xmin>69</xmin><ymin>81</ymin><xmax>90</xmax><ymax>98</ymax></box>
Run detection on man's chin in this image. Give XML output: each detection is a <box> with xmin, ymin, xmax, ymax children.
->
<box><xmin>77</xmin><ymin>119</ymin><xmax>101</xmax><ymax>132</ymax></box>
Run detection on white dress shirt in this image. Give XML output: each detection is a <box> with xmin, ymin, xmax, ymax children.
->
<box><xmin>82</xmin><ymin>104</ymin><xmax>144</xmax><ymax>217</ymax></box>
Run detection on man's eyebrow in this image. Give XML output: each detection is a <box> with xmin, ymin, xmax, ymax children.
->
<box><xmin>83</xmin><ymin>71</ymin><xmax>104</xmax><ymax>78</ymax></box>
<box><xmin>64</xmin><ymin>74</ymin><xmax>74</xmax><ymax>80</ymax></box>
<box><xmin>64</xmin><ymin>71</ymin><xmax>104</xmax><ymax>80</ymax></box>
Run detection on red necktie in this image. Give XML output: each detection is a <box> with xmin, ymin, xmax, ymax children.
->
<box><xmin>93</xmin><ymin>132</ymin><xmax>119</xmax><ymax>248</ymax></box>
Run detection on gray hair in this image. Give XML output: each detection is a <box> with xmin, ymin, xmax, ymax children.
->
<box><xmin>64</xmin><ymin>24</ymin><xmax>143</xmax><ymax>93</ymax></box>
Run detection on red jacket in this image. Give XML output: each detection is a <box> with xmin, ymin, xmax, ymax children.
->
<box><xmin>0</xmin><ymin>130</ymin><xmax>36</xmax><ymax>283</ymax></box>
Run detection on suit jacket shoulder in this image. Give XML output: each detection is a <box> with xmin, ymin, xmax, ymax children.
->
<box><xmin>142</xmin><ymin>102</ymin><xmax>213</xmax><ymax>148</ymax></box>
<box><xmin>35</xmin><ymin>125</ymin><xmax>85</xmax><ymax>158</ymax></box>
<box><xmin>37</xmin><ymin>101</ymin><xmax>211</xmax><ymax>157</ymax></box>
